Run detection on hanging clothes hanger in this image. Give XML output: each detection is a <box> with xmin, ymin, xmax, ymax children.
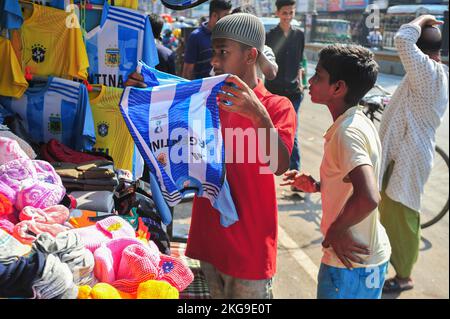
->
<box><xmin>90</xmin><ymin>85</ymin><xmax>102</xmax><ymax>92</ymax></box>
<box><xmin>24</xmin><ymin>67</ymin><xmax>48</xmax><ymax>83</ymax></box>
<box><xmin>82</xmin><ymin>80</ymin><xmax>103</xmax><ymax>92</ymax></box>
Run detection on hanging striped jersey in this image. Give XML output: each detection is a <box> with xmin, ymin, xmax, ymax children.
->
<box><xmin>137</xmin><ymin>60</ymin><xmax>188</xmax><ymax>87</ymax></box>
<box><xmin>13</xmin><ymin>3</ymin><xmax>89</xmax><ymax>80</ymax></box>
<box><xmin>49</xmin><ymin>0</ymin><xmax>140</xmax><ymax>10</ymax></box>
<box><xmin>0</xmin><ymin>77</ymin><xmax>95</xmax><ymax>151</ymax></box>
<box><xmin>88</xmin><ymin>85</ymin><xmax>143</xmax><ymax>178</ymax></box>
<box><xmin>120</xmin><ymin>66</ymin><xmax>238</xmax><ymax>227</ymax></box>
<box><xmin>85</xmin><ymin>1</ymin><xmax>159</xmax><ymax>88</ymax></box>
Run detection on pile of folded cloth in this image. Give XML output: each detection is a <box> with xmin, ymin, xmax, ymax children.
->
<box><xmin>40</xmin><ymin>139</ymin><xmax>118</xmax><ymax>192</ymax></box>
<box><xmin>52</xmin><ymin>161</ymin><xmax>119</xmax><ymax>192</ymax></box>
<box><xmin>40</xmin><ymin>139</ymin><xmax>110</xmax><ymax>165</ymax></box>
<box><xmin>0</xmin><ymin>137</ymin><xmax>193</xmax><ymax>299</ymax></box>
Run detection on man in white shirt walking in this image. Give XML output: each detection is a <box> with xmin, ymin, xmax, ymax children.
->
<box><xmin>379</xmin><ymin>15</ymin><xmax>449</xmax><ymax>293</ymax></box>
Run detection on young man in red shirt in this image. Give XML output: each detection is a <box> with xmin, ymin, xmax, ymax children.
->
<box><xmin>185</xmin><ymin>13</ymin><xmax>297</xmax><ymax>299</ymax></box>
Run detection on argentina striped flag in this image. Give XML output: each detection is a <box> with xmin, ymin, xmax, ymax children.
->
<box><xmin>119</xmin><ymin>65</ymin><xmax>238</xmax><ymax>227</ymax></box>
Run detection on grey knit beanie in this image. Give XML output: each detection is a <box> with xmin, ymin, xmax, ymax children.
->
<box><xmin>211</xmin><ymin>13</ymin><xmax>265</xmax><ymax>52</ymax></box>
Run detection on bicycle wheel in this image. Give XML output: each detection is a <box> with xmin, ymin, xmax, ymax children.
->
<box><xmin>421</xmin><ymin>146</ymin><xmax>450</xmax><ymax>229</ymax></box>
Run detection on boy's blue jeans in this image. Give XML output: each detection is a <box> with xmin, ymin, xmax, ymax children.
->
<box><xmin>317</xmin><ymin>262</ymin><xmax>388</xmax><ymax>299</ymax></box>
<box><xmin>288</xmin><ymin>93</ymin><xmax>303</xmax><ymax>171</ymax></box>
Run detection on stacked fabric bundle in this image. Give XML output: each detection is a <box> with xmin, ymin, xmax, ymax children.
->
<box><xmin>40</xmin><ymin>139</ymin><xmax>108</xmax><ymax>165</ymax></box>
<box><xmin>52</xmin><ymin>160</ymin><xmax>119</xmax><ymax>192</ymax></box>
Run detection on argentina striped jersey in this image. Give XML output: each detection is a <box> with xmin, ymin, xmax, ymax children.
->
<box><xmin>119</xmin><ymin>65</ymin><xmax>238</xmax><ymax>227</ymax></box>
<box><xmin>0</xmin><ymin>77</ymin><xmax>96</xmax><ymax>151</ymax></box>
<box><xmin>85</xmin><ymin>1</ymin><xmax>159</xmax><ymax>88</ymax></box>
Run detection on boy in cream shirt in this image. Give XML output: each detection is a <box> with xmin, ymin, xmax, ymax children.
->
<box><xmin>282</xmin><ymin>44</ymin><xmax>391</xmax><ymax>299</ymax></box>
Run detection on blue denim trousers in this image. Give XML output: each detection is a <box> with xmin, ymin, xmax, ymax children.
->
<box><xmin>317</xmin><ymin>262</ymin><xmax>388</xmax><ymax>299</ymax></box>
<box><xmin>287</xmin><ymin>93</ymin><xmax>303</xmax><ymax>171</ymax></box>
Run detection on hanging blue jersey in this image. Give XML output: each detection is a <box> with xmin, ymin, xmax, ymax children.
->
<box><xmin>85</xmin><ymin>1</ymin><xmax>159</xmax><ymax>88</ymax></box>
<box><xmin>0</xmin><ymin>77</ymin><xmax>95</xmax><ymax>151</ymax></box>
<box><xmin>119</xmin><ymin>66</ymin><xmax>238</xmax><ymax>227</ymax></box>
<box><xmin>0</xmin><ymin>0</ymin><xmax>23</xmax><ymax>29</ymax></box>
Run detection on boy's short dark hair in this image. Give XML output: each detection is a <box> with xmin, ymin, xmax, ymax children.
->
<box><xmin>276</xmin><ymin>0</ymin><xmax>296</xmax><ymax>11</ymax></box>
<box><xmin>319</xmin><ymin>44</ymin><xmax>379</xmax><ymax>106</ymax></box>
<box><xmin>209</xmin><ymin>0</ymin><xmax>232</xmax><ymax>17</ymax></box>
<box><xmin>149</xmin><ymin>13</ymin><xmax>164</xmax><ymax>40</ymax></box>
<box><xmin>417</xmin><ymin>25</ymin><xmax>442</xmax><ymax>54</ymax></box>
<box><xmin>232</xmin><ymin>5</ymin><xmax>257</xmax><ymax>15</ymax></box>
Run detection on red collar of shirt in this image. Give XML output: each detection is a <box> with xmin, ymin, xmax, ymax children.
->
<box><xmin>253</xmin><ymin>79</ymin><xmax>270</xmax><ymax>100</ymax></box>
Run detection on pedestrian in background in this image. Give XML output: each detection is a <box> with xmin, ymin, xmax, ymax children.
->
<box><xmin>367</xmin><ymin>27</ymin><xmax>383</xmax><ymax>50</ymax></box>
<box><xmin>266</xmin><ymin>0</ymin><xmax>305</xmax><ymax>183</ymax></box>
<box><xmin>162</xmin><ymin>29</ymin><xmax>178</xmax><ymax>51</ymax></box>
<box><xmin>149</xmin><ymin>14</ymin><xmax>177</xmax><ymax>75</ymax></box>
<box><xmin>182</xmin><ymin>0</ymin><xmax>232</xmax><ymax>79</ymax></box>
<box><xmin>379</xmin><ymin>15</ymin><xmax>449</xmax><ymax>294</ymax></box>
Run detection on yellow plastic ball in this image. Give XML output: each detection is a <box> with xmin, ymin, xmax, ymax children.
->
<box><xmin>77</xmin><ymin>285</ymin><xmax>92</xmax><ymax>299</ymax></box>
<box><xmin>137</xmin><ymin>280</ymin><xmax>179</xmax><ymax>299</ymax></box>
<box><xmin>90</xmin><ymin>283</ymin><xmax>122</xmax><ymax>299</ymax></box>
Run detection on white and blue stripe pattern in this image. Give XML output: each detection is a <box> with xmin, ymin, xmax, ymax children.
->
<box><xmin>0</xmin><ymin>77</ymin><xmax>95</xmax><ymax>151</ymax></box>
<box><xmin>107</xmin><ymin>5</ymin><xmax>146</xmax><ymax>31</ymax></box>
<box><xmin>120</xmin><ymin>66</ymin><xmax>238</xmax><ymax>227</ymax></box>
<box><xmin>137</xmin><ymin>60</ymin><xmax>188</xmax><ymax>87</ymax></box>
<box><xmin>85</xmin><ymin>2</ymin><xmax>158</xmax><ymax>87</ymax></box>
<box><xmin>48</xmin><ymin>78</ymin><xmax>80</xmax><ymax>103</ymax></box>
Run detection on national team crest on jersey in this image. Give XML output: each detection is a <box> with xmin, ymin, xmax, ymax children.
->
<box><xmin>154</xmin><ymin>120</ymin><xmax>163</xmax><ymax>134</ymax></box>
<box><xmin>97</xmin><ymin>122</ymin><xmax>109</xmax><ymax>137</ymax></box>
<box><xmin>31</xmin><ymin>44</ymin><xmax>47</xmax><ymax>63</ymax></box>
<box><xmin>105</xmin><ymin>48</ymin><xmax>120</xmax><ymax>67</ymax></box>
<box><xmin>48</xmin><ymin>113</ymin><xmax>62</xmax><ymax>135</ymax></box>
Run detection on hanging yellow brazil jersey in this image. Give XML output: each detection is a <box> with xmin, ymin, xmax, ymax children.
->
<box><xmin>89</xmin><ymin>85</ymin><xmax>135</xmax><ymax>171</ymax></box>
<box><xmin>0</xmin><ymin>36</ymin><xmax>28</xmax><ymax>98</ymax></box>
<box><xmin>108</xmin><ymin>0</ymin><xmax>139</xmax><ymax>9</ymax></box>
<box><xmin>15</xmin><ymin>4</ymin><xmax>89</xmax><ymax>80</ymax></box>
<box><xmin>56</xmin><ymin>0</ymin><xmax>139</xmax><ymax>10</ymax></box>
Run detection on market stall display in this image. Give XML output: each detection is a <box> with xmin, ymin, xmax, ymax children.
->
<box><xmin>0</xmin><ymin>0</ymin><xmax>208</xmax><ymax>299</ymax></box>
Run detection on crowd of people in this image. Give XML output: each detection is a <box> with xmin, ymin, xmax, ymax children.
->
<box><xmin>133</xmin><ymin>0</ymin><xmax>448</xmax><ymax>300</ymax></box>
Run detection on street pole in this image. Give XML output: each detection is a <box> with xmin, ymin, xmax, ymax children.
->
<box><xmin>305</xmin><ymin>0</ymin><xmax>317</xmax><ymax>43</ymax></box>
